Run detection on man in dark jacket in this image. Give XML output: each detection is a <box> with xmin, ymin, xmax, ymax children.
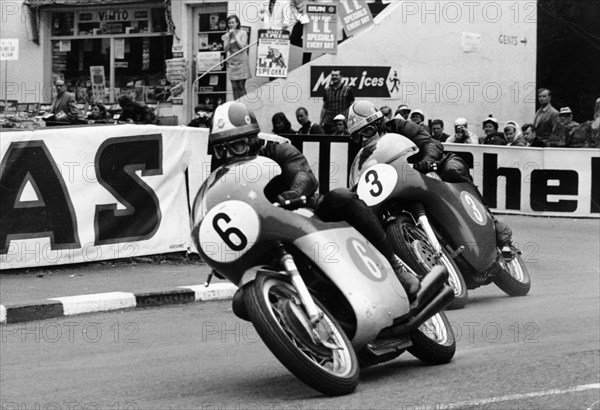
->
<box><xmin>118</xmin><ymin>95</ymin><xmax>156</xmax><ymax>124</ymax></box>
<box><xmin>209</xmin><ymin>101</ymin><xmax>420</xmax><ymax>300</ymax></box>
<box><xmin>50</xmin><ymin>79</ymin><xmax>79</xmax><ymax>123</ymax></box>
<box><xmin>347</xmin><ymin>100</ymin><xmax>513</xmax><ymax>250</ymax></box>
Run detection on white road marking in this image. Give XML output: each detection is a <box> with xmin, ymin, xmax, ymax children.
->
<box><xmin>180</xmin><ymin>283</ymin><xmax>238</xmax><ymax>301</ymax></box>
<box><xmin>50</xmin><ymin>292</ymin><xmax>136</xmax><ymax>315</ymax></box>
<box><xmin>0</xmin><ymin>305</ymin><xmax>6</xmax><ymax>323</ymax></box>
<box><xmin>444</xmin><ymin>383</ymin><xmax>600</xmax><ymax>407</ymax></box>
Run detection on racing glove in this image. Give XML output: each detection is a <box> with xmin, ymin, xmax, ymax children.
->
<box><xmin>413</xmin><ymin>159</ymin><xmax>438</xmax><ymax>173</ymax></box>
<box><xmin>277</xmin><ymin>190</ymin><xmax>305</xmax><ymax>206</ymax></box>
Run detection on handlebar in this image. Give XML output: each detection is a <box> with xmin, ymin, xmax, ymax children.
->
<box><xmin>273</xmin><ymin>195</ymin><xmax>307</xmax><ymax>210</ymax></box>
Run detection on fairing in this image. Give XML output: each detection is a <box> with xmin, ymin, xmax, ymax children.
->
<box><xmin>351</xmin><ymin>134</ymin><xmax>497</xmax><ymax>272</ymax></box>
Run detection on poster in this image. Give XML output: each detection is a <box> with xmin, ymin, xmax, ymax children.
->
<box><xmin>197</xmin><ymin>51</ymin><xmax>222</xmax><ymax>73</ymax></box>
<box><xmin>256</xmin><ymin>30</ymin><xmax>290</xmax><ymax>78</ymax></box>
<box><xmin>303</xmin><ymin>3</ymin><xmax>338</xmax><ymax>54</ymax></box>
<box><xmin>114</xmin><ymin>38</ymin><xmax>125</xmax><ymax>59</ymax></box>
<box><xmin>89</xmin><ymin>66</ymin><xmax>106</xmax><ymax>103</ymax></box>
<box><xmin>0</xmin><ymin>39</ymin><xmax>19</xmax><ymax>60</ymax></box>
<box><xmin>338</xmin><ymin>0</ymin><xmax>374</xmax><ymax>36</ymax></box>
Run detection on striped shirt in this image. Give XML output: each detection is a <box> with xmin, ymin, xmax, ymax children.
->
<box><xmin>321</xmin><ymin>82</ymin><xmax>354</xmax><ymax>133</ymax></box>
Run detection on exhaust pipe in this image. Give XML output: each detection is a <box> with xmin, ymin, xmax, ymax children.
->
<box><xmin>413</xmin><ymin>265</ymin><xmax>449</xmax><ymax>307</ymax></box>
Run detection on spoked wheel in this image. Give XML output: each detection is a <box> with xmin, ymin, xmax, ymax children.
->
<box><xmin>494</xmin><ymin>246</ymin><xmax>531</xmax><ymax>296</ymax></box>
<box><xmin>387</xmin><ymin>216</ymin><xmax>468</xmax><ymax>310</ymax></box>
<box><xmin>244</xmin><ymin>272</ymin><xmax>359</xmax><ymax>396</ymax></box>
<box><xmin>408</xmin><ymin>311</ymin><xmax>456</xmax><ymax>364</ymax></box>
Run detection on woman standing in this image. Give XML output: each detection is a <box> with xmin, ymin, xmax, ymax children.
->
<box><xmin>222</xmin><ymin>15</ymin><xmax>251</xmax><ymax>100</ymax></box>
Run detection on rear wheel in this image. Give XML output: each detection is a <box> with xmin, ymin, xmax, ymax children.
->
<box><xmin>245</xmin><ymin>272</ymin><xmax>359</xmax><ymax>396</ymax></box>
<box><xmin>494</xmin><ymin>246</ymin><xmax>531</xmax><ymax>296</ymax></box>
<box><xmin>387</xmin><ymin>216</ymin><xmax>468</xmax><ymax>309</ymax></box>
<box><xmin>408</xmin><ymin>311</ymin><xmax>456</xmax><ymax>364</ymax></box>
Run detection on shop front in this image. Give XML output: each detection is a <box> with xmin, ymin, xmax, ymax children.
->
<box><xmin>28</xmin><ymin>0</ymin><xmax>174</xmax><ymax>107</ymax></box>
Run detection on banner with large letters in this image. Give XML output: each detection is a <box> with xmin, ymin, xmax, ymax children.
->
<box><xmin>0</xmin><ymin>125</ymin><xmax>210</xmax><ymax>270</ymax></box>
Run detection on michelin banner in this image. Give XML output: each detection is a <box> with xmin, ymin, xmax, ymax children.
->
<box><xmin>0</xmin><ymin>125</ymin><xmax>210</xmax><ymax>270</ymax></box>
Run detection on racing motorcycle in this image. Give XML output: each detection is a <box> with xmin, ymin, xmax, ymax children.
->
<box><xmin>349</xmin><ymin>133</ymin><xmax>531</xmax><ymax>310</ymax></box>
<box><xmin>191</xmin><ymin>155</ymin><xmax>456</xmax><ymax>396</ymax></box>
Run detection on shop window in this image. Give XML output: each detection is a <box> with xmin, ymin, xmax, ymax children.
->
<box><xmin>52</xmin><ymin>35</ymin><xmax>172</xmax><ymax>105</ymax></box>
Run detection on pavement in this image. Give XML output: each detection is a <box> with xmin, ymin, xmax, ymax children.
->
<box><xmin>0</xmin><ymin>254</ymin><xmax>237</xmax><ymax>324</ymax></box>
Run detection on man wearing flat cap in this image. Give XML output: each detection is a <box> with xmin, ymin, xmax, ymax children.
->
<box><xmin>50</xmin><ymin>79</ymin><xmax>79</xmax><ymax>123</ymax></box>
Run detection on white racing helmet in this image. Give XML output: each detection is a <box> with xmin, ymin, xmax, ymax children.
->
<box><xmin>209</xmin><ymin>101</ymin><xmax>260</xmax><ymax>145</ymax></box>
<box><xmin>347</xmin><ymin>100</ymin><xmax>383</xmax><ymax>135</ymax></box>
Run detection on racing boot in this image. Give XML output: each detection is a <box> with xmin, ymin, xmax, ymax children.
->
<box><xmin>494</xmin><ymin>218</ymin><xmax>514</xmax><ymax>260</ymax></box>
<box><xmin>392</xmin><ymin>255</ymin><xmax>420</xmax><ymax>303</ymax></box>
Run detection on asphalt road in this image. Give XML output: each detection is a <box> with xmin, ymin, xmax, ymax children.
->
<box><xmin>1</xmin><ymin>216</ymin><xmax>599</xmax><ymax>409</ymax></box>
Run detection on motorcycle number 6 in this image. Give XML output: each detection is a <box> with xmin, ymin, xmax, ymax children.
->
<box><xmin>356</xmin><ymin>164</ymin><xmax>398</xmax><ymax>206</ymax></box>
<box><xmin>198</xmin><ymin>200</ymin><xmax>260</xmax><ymax>262</ymax></box>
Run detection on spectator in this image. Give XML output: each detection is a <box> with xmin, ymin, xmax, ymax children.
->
<box><xmin>522</xmin><ymin>123</ymin><xmax>545</xmax><ymax>147</ymax></box>
<box><xmin>482</xmin><ymin>116</ymin><xmax>507</xmax><ymax>145</ymax></box>
<box><xmin>320</xmin><ymin>68</ymin><xmax>355</xmax><ymax>134</ymax></box>
<box><xmin>504</xmin><ymin>121</ymin><xmax>526</xmax><ymax>146</ymax></box>
<box><xmin>117</xmin><ymin>95</ymin><xmax>156</xmax><ymax>124</ymax></box>
<box><xmin>446</xmin><ymin>118</ymin><xmax>478</xmax><ymax>144</ymax></box>
<box><xmin>394</xmin><ymin>104</ymin><xmax>411</xmax><ymax>120</ymax></box>
<box><xmin>410</xmin><ymin>109</ymin><xmax>429</xmax><ymax>131</ymax></box>
<box><xmin>380</xmin><ymin>105</ymin><xmax>393</xmax><ymax>122</ymax></box>
<box><xmin>431</xmin><ymin>119</ymin><xmax>450</xmax><ymax>142</ymax></box>
<box><xmin>50</xmin><ymin>79</ymin><xmax>79</xmax><ymax>123</ymax></box>
<box><xmin>272</xmin><ymin>112</ymin><xmax>296</xmax><ymax>135</ymax></box>
<box><xmin>222</xmin><ymin>15</ymin><xmax>252</xmax><ymax>100</ymax></box>
<box><xmin>187</xmin><ymin>104</ymin><xmax>212</xmax><ymax>128</ymax></box>
<box><xmin>87</xmin><ymin>103</ymin><xmax>109</xmax><ymax>123</ymax></box>
<box><xmin>260</xmin><ymin>0</ymin><xmax>297</xmax><ymax>31</ymax></box>
<box><xmin>296</xmin><ymin>107</ymin><xmax>324</xmax><ymax>135</ymax></box>
<box><xmin>549</xmin><ymin>106</ymin><xmax>580</xmax><ymax>147</ymax></box>
<box><xmin>331</xmin><ymin>114</ymin><xmax>349</xmax><ymax>136</ymax></box>
<box><xmin>533</xmin><ymin>88</ymin><xmax>559</xmax><ymax>145</ymax></box>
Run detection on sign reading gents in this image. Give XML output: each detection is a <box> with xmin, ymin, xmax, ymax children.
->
<box><xmin>310</xmin><ymin>66</ymin><xmax>394</xmax><ymax>98</ymax></box>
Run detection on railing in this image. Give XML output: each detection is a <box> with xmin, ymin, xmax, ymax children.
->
<box><xmin>281</xmin><ymin>133</ymin><xmax>359</xmax><ymax>194</ymax></box>
<box><xmin>191</xmin><ymin>40</ymin><xmax>259</xmax><ymax>94</ymax></box>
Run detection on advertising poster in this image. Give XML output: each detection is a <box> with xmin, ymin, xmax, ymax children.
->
<box><xmin>256</xmin><ymin>30</ymin><xmax>290</xmax><ymax>78</ymax></box>
<box><xmin>338</xmin><ymin>0</ymin><xmax>374</xmax><ymax>36</ymax></box>
<box><xmin>89</xmin><ymin>66</ymin><xmax>106</xmax><ymax>103</ymax></box>
<box><xmin>303</xmin><ymin>3</ymin><xmax>338</xmax><ymax>54</ymax></box>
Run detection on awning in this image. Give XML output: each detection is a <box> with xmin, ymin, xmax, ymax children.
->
<box><xmin>25</xmin><ymin>0</ymin><xmax>163</xmax><ymax>8</ymax></box>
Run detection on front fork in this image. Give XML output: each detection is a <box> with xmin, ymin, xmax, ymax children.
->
<box><xmin>407</xmin><ymin>203</ymin><xmax>464</xmax><ymax>260</ymax></box>
<box><xmin>276</xmin><ymin>244</ymin><xmax>323</xmax><ymax>325</ymax></box>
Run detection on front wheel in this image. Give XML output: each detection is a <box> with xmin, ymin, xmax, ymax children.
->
<box><xmin>494</xmin><ymin>246</ymin><xmax>531</xmax><ymax>296</ymax></box>
<box><xmin>408</xmin><ymin>311</ymin><xmax>456</xmax><ymax>364</ymax></box>
<box><xmin>387</xmin><ymin>216</ymin><xmax>468</xmax><ymax>310</ymax></box>
<box><xmin>245</xmin><ymin>272</ymin><xmax>359</xmax><ymax>396</ymax></box>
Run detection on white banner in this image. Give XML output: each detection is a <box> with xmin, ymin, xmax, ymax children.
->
<box><xmin>0</xmin><ymin>125</ymin><xmax>208</xmax><ymax>269</ymax></box>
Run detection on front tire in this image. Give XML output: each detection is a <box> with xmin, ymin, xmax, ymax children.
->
<box><xmin>408</xmin><ymin>312</ymin><xmax>456</xmax><ymax>364</ymax></box>
<box><xmin>245</xmin><ymin>272</ymin><xmax>359</xmax><ymax>396</ymax></box>
<box><xmin>387</xmin><ymin>216</ymin><xmax>468</xmax><ymax>310</ymax></box>
<box><xmin>494</xmin><ymin>246</ymin><xmax>531</xmax><ymax>296</ymax></box>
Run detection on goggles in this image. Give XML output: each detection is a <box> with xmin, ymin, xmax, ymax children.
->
<box><xmin>212</xmin><ymin>137</ymin><xmax>250</xmax><ymax>159</ymax></box>
<box><xmin>351</xmin><ymin>124</ymin><xmax>378</xmax><ymax>140</ymax></box>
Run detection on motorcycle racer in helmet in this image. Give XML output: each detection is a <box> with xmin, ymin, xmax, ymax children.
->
<box><xmin>347</xmin><ymin>99</ymin><xmax>513</xmax><ymax>251</ymax></box>
<box><xmin>209</xmin><ymin>101</ymin><xmax>422</xmax><ymax>301</ymax></box>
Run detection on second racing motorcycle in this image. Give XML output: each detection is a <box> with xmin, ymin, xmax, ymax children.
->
<box><xmin>349</xmin><ymin>133</ymin><xmax>531</xmax><ymax>309</ymax></box>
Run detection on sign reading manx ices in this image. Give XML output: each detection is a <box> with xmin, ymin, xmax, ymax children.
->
<box><xmin>310</xmin><ymin>66</ymin><xmax>398</xmax><ymax>98</ymax></box>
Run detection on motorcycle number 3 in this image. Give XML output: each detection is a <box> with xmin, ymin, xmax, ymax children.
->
<box><xmin>460</xmin><ymin>191</ymin><xmax>488</xmax><ymax>226</ymax></box>
<box><xmin>356</xmin><ymin>164</ymin><xmax>398</xmax><ymax>206</ymax></box>
<box><xmin>198</xmin><ymin>200</ymin><xmax>261</xmax><ymax>262</ymax></box>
